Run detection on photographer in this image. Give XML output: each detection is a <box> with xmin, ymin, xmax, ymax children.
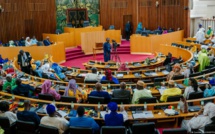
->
<box><xmin>17</xmin><ymin>50</ymin><xmax>32</xmax><ymax>74</ymax></box>
<box><xmin>112</xmin><ymin>40</ymin><xmax>119</xmax><ymax>51</ymax></box>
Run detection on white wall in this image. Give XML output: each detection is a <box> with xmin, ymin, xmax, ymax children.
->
<box><xmin>190</xmin><ymin>0</ymin><xmax>215</xmax><ymax>36</ymax></box>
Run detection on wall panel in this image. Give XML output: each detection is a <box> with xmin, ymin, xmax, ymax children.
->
<box><xmin>0</xmin><ymin>0</ymin><xmax>56</xmax><ymax>43</ymax></box>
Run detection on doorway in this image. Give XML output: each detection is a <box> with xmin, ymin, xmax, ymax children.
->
<box><xmin>123</xmin><ymin>15</ymin><xmax>132</xmax><ymax>38</ymax></box>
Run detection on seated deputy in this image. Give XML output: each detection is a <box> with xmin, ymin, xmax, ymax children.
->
<box><xmin>204</xmin><ymin>78</ymin><xmax>215</xmax><ymax>97</ymax></box>
<box><xmin>113</xmin><ymin>82</ymin><xmax>131</xmax><ymax>101</ymax></box>
<box><xmin>43</xmin><ymin>36</ymin><xmax>53</xmax><ymax>46</ymax></box>
<box><xmin>17</xmin><ymin>100</ymin><xmax>40</xmax><ymax>128</ymax></box>
<box><xmin>3</xmin><ymin>74</ymin><xmax>17</xmax><ymax>93</ymax></box>
<box><xmin>13</xmin><ymin>78</ymin><xmax>35</xmax><ymax>97</ymax></box>
<box><xmin>84</xmin><ymin>67</ymin><xmax>100</xmax><ymax>82</ymax></box>
<box><xmin>40</xmin><ymin>104</ymin><xmax>69</xmax><ymax>134</ymax></box>
<box><xmin>69</xmin><ymin>106</ymin><xmax>99</xmax><ymax>133</ymax></box>
<box><xmin>132</xmin><ymin>81</ymin><xmax>153</xmax><ymax>104</ymax></box>
<box><xmin>0</xmin><ymin>101</ymin><xmax>17</xmax><ymax>125</ymax></box>
<box><xmin>104</xmin><ymin>102</ymin><xmax>128</xmax><ymax>126</ymax></box>
<box><xmin>88</xmin><ymin>82</ymin><xmax>111</xmax><ymax>103</ymax></box>
<box><xmin>41</xmin><ymin>80</ymin><xmax>61</xmax><ymax>100</ymax></box>
<box><xmin>101</xmin><ymin>69</ymin><xmax>119</xmax><ymax>84</ymax></box>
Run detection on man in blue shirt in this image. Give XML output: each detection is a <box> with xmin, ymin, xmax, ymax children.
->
<box><xmin>103</xmin><ymin>38</ymin><xmax>111</xmax><ymax>62</ymax></box>
<box><xmin>13</xmin><ymin>78</ymin><xmax>35</xmax><ymax>97</ymax></box>
<box><xmin>88</xmin><ymin>82</ymin><xmax>111</xmax><ymax>103</ymax></box>
<box><xmin>69</xmin><ymin>106</ymin><xmax>99</xmax><ymax>133</ymax></box>
<box><xmin>17</xmin><ymin>100</ymin><xmax>40</xmax><ymax>128</ymax></box>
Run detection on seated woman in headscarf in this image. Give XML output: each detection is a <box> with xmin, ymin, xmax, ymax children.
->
<box><xmin>0</xmin><ymin>55</ymin><xmax>8</xmax><ymax>65</ymax></box>
<box><xmin>205</xmin><ymin>26</ymin><xmax>213</xmax><ymax>39</ymax></box>
<box><xmin>31</xmin><ymin>59</ymin><xmax>42</xmax><ymax>77</ymax></box>
<box><xmin>198</xmin><ymin>49</ymin><xmax>210</xmax><ymax>71</ymax></box>
<box><xmin>51</xmin><ymin>63</ymin><xmax>66</xmax><ymax>80</ymax></box>
<box><xmin>181</xmin><ymin>102</ymin><xmax>215</xmax><ymax>133</ymax></box>
<box><xmin>136</xmin><ymin>22</ymin><xmax>143</xmax><ymax>34</ymax></box>
<box><xmin>167</xmin><ymin>63</ymin><xmax>182</xmax><ymax>80</ymax></box>
<box><xmin>41</xmin><ymin>80</ymin><xmax>61</xmax><ymax>100</ymax></box>
<box><xmin>101</xmin><ymin>69</ymin><xmax>119</xmax><ymax>84</ymax></box>
<box><xmin>25</xmin><ymin>37</ymin><xmax>31</xmax><ymax>46</ymax></box>
<box><xmin>63</xmin><ymin>79</ymin><xmax>87</xmax><ymax>103</ymax></box>
<box><xmin>204</xmin><ymin>78</ymin><xmax>215</xmax><ymax>97</ymax></box>
<box><xmin>118</xmin><ymin>63</ymin><xmax>129</xmax><ymax>71</ymax></box>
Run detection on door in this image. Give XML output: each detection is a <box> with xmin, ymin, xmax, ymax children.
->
<box><xmin>123</xmin><ymin>15</ymin><xmax>132</xmax><ymax>38</ymax></box>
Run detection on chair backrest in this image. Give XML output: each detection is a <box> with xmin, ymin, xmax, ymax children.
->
<box><xmin>188</xmin><ymin>92</ymin><xmax>203</xmax><ymax>100</ymax></box>
<box><xmin>38</xmin><ymin>93</ymin><xmax>54</xmax><ymax>101</ymax></box>
<box><xmin>154</xmin><ymin>77</ymin><xmax>166</xmax><ymax>86</ymax></box>
<box><xmin>38</xmin><ymin>124</ymin><xmax>59</xmax><ymax>134</ymax></box>
<box><xmin>132</xmin><ymin>122</ymin><xmax>156</xmax><ymax>134</ymax></box>
<box><xmin>101</xmin><ymin>126</ymin><xmax>127</xmax><ymax>134</ymax></box>
<box><xmin>189</xmin><ymin>72</ymin><xmax>202</xmax><ymax>77</ymax></box>
<box><xmin>205</xmin><ymin>123</ymin><xmax>215</xmax><ymax>132</ymax></box>
<box><xmin>172</xmin><ymin>75</ymin><xmax>184</xmax><ymax>80</ymax></box>
<box><xmin>16</xmin><ymin>120</ymin><xmax>36</xmax><ymax>134</ymax></box>
<box><xmin>0</xmin><ymin>117</ymin><xmax>10</xmax><ymax>129</ymax></box>
<box><xmin>141</xmin><ymin>79</ymin><xmax>152</xmax><ymax>83</ymax></box>
<box><xmin>139</xmin><ymin>97</ymin><xmax>157</xmax><ymax>104</ymax></box>
<box><xmin>111</xmin><ymin>98</ymin><xmax>130</xmax><ymax>104</ymax></box>
<box><xmin>101</xmin><ymin>80</ymin><xmax>115</xmax><ymax>84</ymax></box>
<box><xmin>167</xmin><ymin>95</ymin><xmax>182</xmax><ymax>102</ymax></box>
<box><xmin>85</xmin><ymin>80</ymin><xmax>99</xmax><ymax>84</ymax></box>
<box><xmin>88</xmin><ymin>96</ymin><xmax>105</xmax><ymax>104</ymax></box>
<box><xmin>69</xmin><ymin>126</ymin><xmax>93</xmax><ymax>134</ymax></box>
<box><xmin>162</xmin><ymin>128</ymin><xmax>187</xmax><ymax>134</ymax></box>
<box><xmin>60</xmin><ymin>96</ymin><xmax>77</xmax><ymax>103</ymax></box>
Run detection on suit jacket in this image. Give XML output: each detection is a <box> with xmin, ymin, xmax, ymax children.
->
<box><xmin>43</xmin><ymin>40</ymin><xmax>51</xmax><ymax>46</ymax></box>
<box><xmin>113</xmin><ymin>89</ymin><xmax>131</xmax><ymax>101</ymax></box>
<box><xmin>17</xmin><ymin>52</ymin><xmax>32</xmax><ymax>67</ymax></box>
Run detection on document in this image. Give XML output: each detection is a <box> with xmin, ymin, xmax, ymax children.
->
<box><xmin>132</xmin><ymin>111</ymin><xmax>154</xmax><ymax>119</ymax></box>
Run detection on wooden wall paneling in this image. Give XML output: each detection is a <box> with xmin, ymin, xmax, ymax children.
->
<box><xmin>0</xmin><ymin>0</ymin><xmax>56</xmax><ymax>43</ymax></box>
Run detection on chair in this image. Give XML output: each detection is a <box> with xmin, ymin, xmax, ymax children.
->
<box><xmin>186</xmin><ymin>40</ymin><xmax>192</xmax><ymax>43</ymax></box>
<box><xmin>132</xmin><ymin>122</ymin><xmax>159</xmax><ymax>134</ymax></box>
<box><xmin>83</xmin><ymin>21</ymin><xmax>90</xmax><ymax>27</ymax></box>
<box><xmin>60</xmin><ymin>96</ymin><xmax>77</xmax><ymax>103</ymax></box>
<box><xmin>101</xmin><ymin>80</ymin><xmax>115</xmax><ymax>84</ymax></box>
<box><xmin>80</xmin><ymin>70</ymin><xmax>89</xmax><ymax>73</ymax></box>
<box><xmin>16</xmin><ymin>120</ymin><xmax>36</xmax><ymax>134</ymax></box>
<box><xmin>68</xmin><ymin>126</ymin><xmax>93</xmax><ymax>134</ymax></box>
<box><xmin>88</xmin><ymin>96</ymin><xmax>105</xmax><ymax>104</ymax></box>
<box><xmin>85</xmin><ymin>80</ymin><xmax>98</xmax><ymax>84</ymax></box>
<box><xmin>42</xmin><ymin>73</ymin><xmax>49</xmax><ymax>79</ymax></box>
<box><xmin>0</xmin><ymin>117</ymin><xmax>12</xmax><ymax>134</ymax></box>
<box><xmin>139</xmin><ymin>97</ymin><xmax>157</xmax><ymax>104</ymax></box>
<box><xmin>38</xmin><ymin>93</ymin><xmax>54</xmax><ymax>101</ymax></box>
<box><xmin>111</xmin><ymin>98</ymin><xmax>130</xmax><ymax>104</ymax></box>
<box><xmin>55</xmin><ymin>29</ymin><xmax>62</xmax><ymax>34</ymax></box>
<box><xmin>204</xmin><ymin>123</ymin><xmax>215</xmax><ymax>133</ymax></box>
<box><xmin>37</xmin><ymin>41</ymin><xmax>43</xmax><ymax>46</ymax></box>
<box><xmin>162</xmin><ymin>128</ymin><xmax>187</xmax><ymax>134</ymax></box>
<box><xmin>172</xmin><ymin>75</ymin><xmax>184</xmax><ymax>80</ymax></box>
<box><xmin>167</xmin><ymin>95</ymin><xmax>182</xmax><ymax>102</ymax></box>
<box><xmin>189</xmin><ymin>72</ymin><xmax>202</xmax><ymax>77</ymax></box>
<box><xmin>154</xmin><ymin>77</ymin><xmax>166</xmax><ymax>86</ymax></box>
<box><xmin>38</xmin><ymin>124</ymin><xmax>59</xmax><ymax>134</ymax></box>
<box><xmin>101</xmin><ymin>126</ymin><xmax>127</xmax><ymax>134</ymax></box>
<box><xmin>188</xmin><ymin>92</ymin><xmax>203</xmax><ymax>100</ymax></box>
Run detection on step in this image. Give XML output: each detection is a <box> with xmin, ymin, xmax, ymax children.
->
<box><xmin>66</xmin><ymin>49</ymin><xmax>82</xmax><ymax>54</ymax></box>
<box><xmin>66</xmin><ymin>51</ymin><xmax>84</xmax><ymax>57</ymax></box>
<box><xmin>111</xmin><ymin>51</ymin><xmax>130</xmax><ymax>54</ymax></box>
<box><xmin>66</xmin><ymin>55</ymin><xmax>88</xmax><ymax>61</ymax></box>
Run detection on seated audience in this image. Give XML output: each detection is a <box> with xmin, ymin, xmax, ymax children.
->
<box><xmin>0</xmin><ymin>101</ymin><xmax>17</xmax><ymax>125</ymax></box>
<box><xmin>9</xmin><ymin>40</ymin><xmax>16</xmax><ymax>47</ymax></box>
<box><xmin>207</xmin><ymin>47</ymin><xmax>214</xmax><ymax>62</ymax></box>
<box><xmin>41</xmin><ymin>80</ymin><xmax>61</xmax><ymax>100</ymax></box>
<box><xmin>160</xmin><ymin>80</ymin><xmax>182</xmax><ymax>102</ymax></box>
<box><xmin>69</xmin><ymin>106</ymin><xmax>99</xmax><ymax>133</ymax></box>
<box><xmin>43</xmin><ymin>36</ymin><xmax>53</xmax><ymax>46</ymax></box>
<box><xmin>84</xmin><ymin>67</ymin><xmax>100</xmax><ymax>82</ymax></box>
<box><xmin>3</xmin><ymin>74</ymin><xmax>16</xmax><ymax>93</ymax></box>
<box><xmin>30</xmin><ymin>36</ymin><xmax>38</xmax><ymax>45</ymax></box>
<box><xmin>183</xmin><ymin>78</ymin><xmax>202</xmax><ymax>99</ymax></box>
<box><xmin>204</xmin><ymin>78</ymin><xmax>215</xmax><ymax>97</ymax></box>
<box><xmin>167</xmin><ymin>63</ymin><xmax>182</xmax><ymax>80</ymax></box>
<box><xmin>113</xmin><ymin>82</ymin><xmax>131</xmax><ymax>101</ymax></box>
<box><xmin>198</xmin><ymin>49</ymin><xmax>210</xmax><ymax>71</ymax></box>
<box><xmin>88</xmin><ymin>82</ymin><xmax>111</xmax><ymax>103</ymax></box>
<box><xmin>104</xmin><ymin>102</ymin><xmax>128</xmax><ymax>126</ymax></box>
<box><xmin>181</xmin><ymin>102</ymin><xmax>215</xmax><ymax>132</ymax></box>
<box><xmin>19</xmin><ymin>37</ymin><xmax>25</xmax><ymax>46</ymax></box>
<box><xmin>0</xmin><ymin>55</ymin><xmax>8</xmax><ymax>64</ymax></box>
<box><xmin>64</xmin><ymin>79</ymin><xmax>87</xmax><ymax>102</ymax></box>
<box><xmin>181</xmin><ymin>63</ymin><xmax>193</xmax><ymax>77</ymax></box>
<box><xmin>205</xmin><ymin>26</ymin><xmax>213</xmax><ymax>39</ymax></box>
<box><xmin>39</xmin><ymin>61</ymin><xmax>55</xmax><ymax>79</ymax></box>
<box><xmin>51</xmin><ymin>63</ymin><xmax>66</xmax><ymax>80</ymax></box>
<box><xmin>13</xmin><ymin>78</ymin><xmax>35</xmax><ymax>97</ymax></box>
<box><xmin>17</xmin><ymin>100</ymin><xmax>40</xmax><ymax>128</ymax></box>
<box><xmin>194</xmin><ymin>28</ymin><xmax>205</xmax><ymax>43</ymax></box>
<box><xmin>162</xmin><ymin>28</ymin><xmax>168</xmax><ymax>34</ymax></box>
<box><xmin>17</xmin><ymin>50</ymin><xmax>32</xmax><ymax>74</ymax></box>
<box><xmin>101</xmin><ymin>69</ymin><xmax>119</xmax><ymax>84</ymax></box>
<box><xmin>40</xmin><ymin>104</ymin><xmax>69</xmax><ymax>134</ymax></box>
<box><xmin>25</xmin><ymin>37</ymin><xmax>31</xmax><ymax>46</ymax></box>
<box><xmin>132</xmin><ymin>81</ymin><xmax>153</xmax><ymax>104</ymax></box>
<box><xmin>136</xmin><ymin>22</ymin><xmax>143</xmax><ymax>33</ymax></box>
<box><xmin>118</xmin><ymin>63</ymin><xmax>129</xmax><ymax>71</ymax></box>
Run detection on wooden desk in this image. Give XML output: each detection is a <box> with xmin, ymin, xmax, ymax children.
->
<box><xmin>93</xmin><ymin>43</ymin><xmax>103</xmax><ymax>59</ymax></box>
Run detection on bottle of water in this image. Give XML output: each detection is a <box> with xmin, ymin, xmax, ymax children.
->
<box><xmin>120</xmin><ymin>102</ymin><xmax>124</xmax><ymax>111</ymax></box>
<box><xmin>144</xmin><ymin>102</ymin><xmax>147</xmax><ymax>111</ymax></box>
<box><xmin>52</xmin><ymin>99</ymin><xmax>56</xmax><ymax>106</ymax></box>
<box><xmin>108</xmin><ymin>83</ymin><xmax>110</xmax><ymax>89</ymax></box>
<box><xmin>71</xmin><ymin>101</ymin><xmax>74</xmax><ymax>110</ymax></box>
<box><xmin>201</xmin><ymin>100</ymin><xmax>204</xmax><ymax>107</ymax></box>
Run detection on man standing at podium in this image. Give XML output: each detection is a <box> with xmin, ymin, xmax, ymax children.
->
<box><xmin>103</xmin><ymin>38</ymin><xmax>111</xmax><ymax>62</ymax></box>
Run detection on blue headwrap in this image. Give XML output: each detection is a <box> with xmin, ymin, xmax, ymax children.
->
<box><xmin>46</xmin><ymin>104</ymin><xmax>56</xmax><ymax>115</ymax></box>
<box><xmin>108</xmin><ymin>102</ymin><xmax>118</xmax><ymax>112</ymax></box>
<box><xmin>209</xmin><ymin>78</ymin><xmax>215</xmax><ymax>86</ymax></box>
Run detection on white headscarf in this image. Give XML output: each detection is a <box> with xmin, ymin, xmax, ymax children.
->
<box><xmin>25</xmin><ymin>37</ymin><xmax>31</xmax><ymax>46</ymax></box>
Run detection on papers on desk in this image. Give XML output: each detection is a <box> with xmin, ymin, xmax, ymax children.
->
<box><xmin>132</xmin><ymin>111</ymin><xmax>154</xmax><ymax>119</ymax></box>
<box><xmin>117</xmin><ymin>74</ymin><xmax>124</xmax><ymax>78</ymax></box>
<box><xmin>100</xmin><ymin>111</ymin><xmax>125</xmax><ymax>118</ymax></box>
<box><xmin>198</xmin><ymin>81</ymin><xmax>208</xmax><ymax>85</ymax></box>
<box><xmin>20</xmin><ymin>78</ymin><xmax>29</xmax><ymax>81</ymax></box>
<box><xmin>58</xmin><ymin>110</ymin><xmax>68</xmax><ymax>117</ymax></box>
<box><xmin>78</xmin><ymin>73</ymin><xmax>87</xmax><ymax>77</ymax></box>
<box><xmin>162</xmin><ymin>70</ymin><xmax>169</xmax><ymax>75</ymax></box>
<box><xmin>151</xmin><ymin>72</ymin><xmax>157</xmax><ymax>76</ymax></box>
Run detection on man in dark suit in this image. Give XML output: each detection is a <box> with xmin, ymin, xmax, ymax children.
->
<box><xmin>43</xmin><ymin>36</ymin><xmax>53</xmax><ymax>46</ymax></box>
<box><xmin>113</xmin><ymin>82</ymin><xmax>131</xmax><ymax>101</ymax></box>
<box><xmin>17</xmin><ymin>50</ymin><xmax>32</xmax><ymax>74</ymax></box>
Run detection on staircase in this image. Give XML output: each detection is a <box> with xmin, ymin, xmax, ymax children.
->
<box><xmin>65</xmin><ymin>41</ymin><xmax>130</xmax><ymax>61</ymax></box>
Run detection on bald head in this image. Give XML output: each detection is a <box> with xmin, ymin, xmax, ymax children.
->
<box><xmin>120</xmin><ymin>82</ymin><xmax>126</xmax><ymax>90</ymax></box>
<box><xmin>95</xmin><ymin>82</ymin><xmax>102</xmax><ymax>91</ymax></box>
